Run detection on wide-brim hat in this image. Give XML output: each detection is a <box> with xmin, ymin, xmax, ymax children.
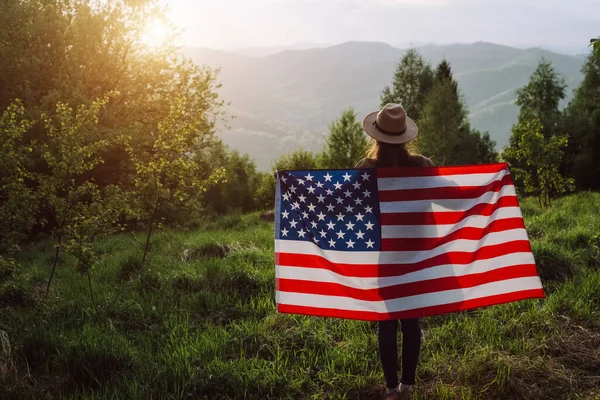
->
<box><xmin>362</xmin><ymin>103</ymin><xmax>418</xmax><ymax>144</ymax></box>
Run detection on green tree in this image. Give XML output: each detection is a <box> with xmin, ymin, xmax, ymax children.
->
<box><xmin>469</xmin><ymin>129</ymin><xmax>499</xmax><ymax>164</ymax></box>
<box><xmin>562</xmin><ymin>54</ymin><xmax>600</xmax><ymax>191</ymax></box>
<box><xmin>0</xmin><ymin>101</ymin><xmax>36</xmax><ymax>254</ymax></box>
<box><xmin>203</xmin><ymin>147</ymin><xmax>261</xmax><ymax>214</ymax></box>
<box><xmin>515</xmin><ymin>58</ymin><xmax>567</xmax><ymax>138</ymax></box>
<box><xmin>418</xmin><ymin>61</ymin><xmax>471</xmax><ymax>165</ymax></box>
<box><xmin>0</xmin><ymin>0</ymin><xmax>224</xmax><ymax>191</ymax></box>
<box><xmin>504</xmin><ymin>119</ymin><xmax>573</xmax><ymax>207</ymax></box>
<box><xmin>320</xmin><ymin>108</ymin><xmax>368</xmax><ymax>169</ymax></box>
<box><xmin>380</xmin><ymin>49</ymin><xmax>434</xmax><ymax>121</ymax></box>
<box><xmin>419</xmin><ymin>60</ymin><xmax>499</xmax><ymax>166</ymax></box>
<box><xmin>39</xmin><ymin>95</ymin><xmax>124</xmax><ymax>294</ymax></box>
<box><xmin>126</xmin><ymin>98</ymin><xmax>225</xmax><ymax>265</ymax></box>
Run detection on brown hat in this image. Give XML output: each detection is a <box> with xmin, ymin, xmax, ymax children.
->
<box><xmin>362</xmin><ymin>103</ymin><xmax>418</xmax><ymax>144</ymax></box>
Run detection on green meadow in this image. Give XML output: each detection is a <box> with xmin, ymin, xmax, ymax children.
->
<box><xmin>1</xmin><ymin>193</ymin><xmax>600</xmax><ymax>399</ymax></box>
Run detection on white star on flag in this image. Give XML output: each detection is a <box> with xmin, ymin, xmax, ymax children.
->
<box><xmin>317</xmin><ymin>194</ymin><xmax>326</xmax><ymax>203</ymax></box>
<box><xmin>289</xmin><ymin>219</ymin><xmax>298</xmax><ymax>228</ymax></box>
<box><xmin>365</xmin><ymin>221</ymin><xmax>374</xmax><ymax>230</ymax></box>
<box><xmin>355</xmin><ymin>212</ymin><xmax>364</xmax><ymax>221</ymax></box>
<box><xmin>336</xmin><ymin>230</ymin><xmax>345</xmax><ymax>239</ymax></box>
<box><xmin>282</xmin><ymin>210</ymin><xmax>290</xmax><ymax>219</ymax></box>
<box><xmin>319</xmin><ymin>230</ymin><xmax>327</xmax><ymax>238</ymax></box>
<box><xmin>356</xmin><ymin>230</ymin><xmax>365</xmax><ymax>239</ymax></box>
<box><xmin>315</xmin><ymin>181</ymin><xmax>324</xmax><ymax>188</ymax></box>
<box><xmin>336</xmin><ymin>212</ymin><xmax>345</xmax><ymax>221</ymax></box>
<box><xmin>307</xmin><ymin>186</ymin><xmax>316</xmax><ymax>194</ymax></box>
<box><xmin>363</xmin><ymin>189</ymin><xmax>371</xmax><ymax>198</ymax></box>
<box><xmin>361</xmin><ymin>172</ymin><xmax>370</xmax><ymax>181</ymax></box>
<box><xmin>326</xmin><ymin>203</ymin><xmax>335</xmax><ymax>212</ymax></box>
<box><xmin>333</xmin><ymin>182</ymin><xmax>342</xmax><ymax>190</ymax></box>
<box><xmin>283</xmin><ymin>193</ymin><xmax>290</xmax><ymax>201</ymax></box>
<box><xmin>364</xmin><ymin>205</ymin><xmax>373</xmax><ymax>213</ymax></box>
<box><xmin>346</xmin><ymin>239</ymin><xmax>355</xmax><ymax>248</ymax></box>
<box><xmin>298</xmin><ymin>194</ymin><xmax>306</xmax><ymax>203</ymax></box>
<box><xmin>345</xmin><ymin>221</ymin><xmax>355</xmax><ymax>230</ymax></box>
<box><xmin>365</xmin><ymin>239</ymin><xmax>375</xmax><ymax>248</ymax></box>
<box><xmin>344</xmin><ymin>189</ymin><xmax>352</xmax><ymax>198</ymax></box>
<box><xmin>297</xmin><ymin>229</ymin><xmax>306</xmax><ymax>238</ymax></box>
<box><xmin>352</xmin><ymin>181</ymin><xmax>361</xmax><ymax>190</ymax></box>
<box><xmin>324</xmin><ymin>173</ymin><xmax>333</xmax><ymax>182</ymax></box>
<box><xmin>307</xmin><ymin>203</ymin><xmax>316</xmax><ymax>212</ymax></box>
<box><xmin>281</xmin><ymin>228</ymin><xmax>289</xmax><ymax>237</ymax></box>
<box><xmin>305</xmin><ymin>173</ymin><xmax>313</xmax><ymax>181</ymax></box>
<box><xmin>326</xmin><ymin>221</ymin><xmax>335</xmax><ymax>230</ymax></box>
<box><xmin>317</xmin><ymin>212</ymin><xmax>326</xmax><ymax>221</ymax></box>
<box><xmin>328</xmin><ymin>239</ymin><xmax>336</xmax><ymax>248</ymax></box>
<box><xmin>342</xmin><ymin>172</ymin><xmax>352</xmax><ymax>181</ymax></box>
<box><xmin>345</xmin><ymin>205</ymin><xmax>353</xmax><ymax>213</ymax></box>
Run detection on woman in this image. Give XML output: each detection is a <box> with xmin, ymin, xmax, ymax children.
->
<box><xmin>355</xmin><ymin>103</ymin><xmax>433</xmax><ymax>400</ymax></box>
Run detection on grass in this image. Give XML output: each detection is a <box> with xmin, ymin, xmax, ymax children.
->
<box><xmin>1</xmin><ymin>193</ymin><xmax>600</xmax><ymax>399</ymax></box>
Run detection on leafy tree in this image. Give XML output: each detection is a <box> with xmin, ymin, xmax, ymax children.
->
<box><xmin>126</xmin><ymin>98</ymin><xmax>225</xmax><ymax>265</ymax></box>
<box><xmin>562</xmin><ymin>54</ymin><xmax>600</xmax><ymax>191</ymax></box>
<box><xmin>39</xmin><ymin>95</ymin><xmax>124</xmax><ymax>294</ymax></box>
<box><xmin>203</xmin><ymin>147</ymin><xmax>261</xmax><ymax>214</ymax></box>
<box><xmin>320</xmin><ymin>108</ymin><xmax>368</xmax><ymax>169</ymax></box>
<box><xmin>469</xmin><ymin>129</ymin><xmax>499</xmax><ymax>164</ymax></box>
<box><xmin>515</xmin><ymin>58</ymin><xmax>567</xmax><ymax>138</ymax></box>
<box><xmin>255</xmin><ymin>150</ymin><xmax>319</xmax><ymax>210</ymax></box>
<box><xmin>504</xmin><ymin>119</ymin><xmax>573</xmax><ymax>207</ymax></box>
<box><xmin>0</xmin><ymin>0</ymin><xmax>224</xmax><ymax>191</ymax></box>
<box><xmin>381</xmin><ymin>49</ymin><xmax>434</xmax><ymax>121</ymax></box>
<box><xmin>0</xmin><ymin>101</ymin><xmax>36</xmax><ymax>254</ymax></box>
<box><xmin>591</xmin><ymin>37</ymin><xmax>600</xmax><ymax>60</ymax></box>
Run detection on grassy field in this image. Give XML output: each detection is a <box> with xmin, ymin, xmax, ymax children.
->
<box><xmin>1</xmin><ymin>193</ymin><xmax>600</xmax><ymax>399</ymax></box>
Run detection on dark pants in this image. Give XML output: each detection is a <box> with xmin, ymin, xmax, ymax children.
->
<box><xmin>378</xmin><ymin>318</ymin><xmax>421</xmax><ymax>388</ymax></box>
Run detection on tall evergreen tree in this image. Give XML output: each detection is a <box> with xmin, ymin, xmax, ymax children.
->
<box><xmin>562</xmin><ymin>54</ymin><xmax>600</xmax><ymax>190</ymax></box>
<box><xmin>320</xmin><ymin>108</ymin><xmax>368</xmax><ymax>169</ymax></box>
<box><xmin>417</xmin><ymin>60</ymin><xmax>496</xmax><ymax>165</ymax></box>
<box><xmin>380</xmin><ymin>49</ymin><xmax>433</xmax><ymax>121</ymax></box>
<box><xmin>515</xmin><ymin>58</ymin><xmax>567</xmax><ymax>138</ymax></box>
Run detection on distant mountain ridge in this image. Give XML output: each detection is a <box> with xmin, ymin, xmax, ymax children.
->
<box><xmin>183</xmin><ymin>41</ymin><xmax>585</xmax><ymax>170</ymax></box>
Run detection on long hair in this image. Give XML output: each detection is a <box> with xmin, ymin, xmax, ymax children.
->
<box><xmin>366</xmin><ymin>139</ymin><xmax>414</xmax><ymax>168</ymax></box>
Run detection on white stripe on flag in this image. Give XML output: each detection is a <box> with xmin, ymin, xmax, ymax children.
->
<box><xmin>379</xmin><ymin>184</ymin><xmax>517</xmax><ymax>213</ymax></box>
<box><xmin>276</xmin><ymin>229</ymin><xmax>529</xmax><ymax>264</ymax></box>
<box><xmin>276</xmin><ymin>252</ymin><xmax>536</xmax><ymax>289</ymax></box>
<box><xmin>381</xmin><ymin>206</ymin><xmax>523</xmax><ymax>238</ymax></box>
<box><xmin>377</xmin><ymin>170</ymin><xmax>509</xmax><ymax>191</ymax></box>
<box><xmin>276</xmin><ymin>276</ymin><xmax>543</xmax><ymax>313</ymax></box>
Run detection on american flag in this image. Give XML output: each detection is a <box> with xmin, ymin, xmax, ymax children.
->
<box><xmin>274</xmin><ymin>163</ymin><xmax>544</xmax><ymax>321</ymax></box>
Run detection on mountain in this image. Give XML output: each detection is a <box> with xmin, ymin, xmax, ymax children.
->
<box><xmin>183</xmin><ymin>42</ymin><xmax>585</xmax><ymax>170</ymax></box>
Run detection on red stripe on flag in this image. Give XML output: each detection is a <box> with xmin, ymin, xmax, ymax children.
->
<box><xmin>380</xmin><ymin>196</ymin><xmax>519</xmax><ymax>225</ymax></box>
<box><xmin>379</xmin><ymin>175</ymin><xmax>513</xmax><ymax>202</ymax></box>
<box><xmin>376</xmin><ymin>163</ymin><xmax>509</xmax><ymax>178</ymax></box>
<box><xmin>276</xmin><ymin>240</ymin><xmax>534</xmax><ymax>278</ymax></box>
<box><xmin>277</xmin><ymin>288</ymin><xmax>545</xmax><ymax>321</ymax></box>
<box><xmin>380</xmin><ymin>217</ymin><xmax>525</xmax><ymax>251</ymax></box>
<box><xmin>277</xmin><ymin>264</ymin><xmax>539</xmax><ymax>301</ymax></box>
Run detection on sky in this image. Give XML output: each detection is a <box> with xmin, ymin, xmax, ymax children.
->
<box><xmin>166</xmin><ymin>0</ymin><xmax>599</xmax><ymax>53</ymax></box>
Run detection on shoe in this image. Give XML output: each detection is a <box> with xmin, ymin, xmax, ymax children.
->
<box><xmin>384</xmin><ymin>390</ymin><xmax>402</xmax><ymax>400</ymax></box>
<box><xmin>398</xmin><ymin>386</ymin><xmax>414</xmax><ymax>400</ymax></box>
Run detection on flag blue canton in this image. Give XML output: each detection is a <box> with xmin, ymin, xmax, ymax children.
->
<box><xmin>275</xmin><ymin>169</ymin><xmax>381</xmax><ymax>251</ymax></box>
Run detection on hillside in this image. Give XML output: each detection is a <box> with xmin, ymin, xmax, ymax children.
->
<box><xmin>184</xmin><ymin>42</ymin><xmax>585</xmax><ymax>170</ymax></box>
<box><xmin>1</xmin><ymin>193</ymin><xmax>600</xmax><ymax>398</ymax></box>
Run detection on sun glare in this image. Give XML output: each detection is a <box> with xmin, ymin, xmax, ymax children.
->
<box><xmin>141</xmin><ymin>19</ymin><xmax>172</xmax><ymax>49</ymax></box>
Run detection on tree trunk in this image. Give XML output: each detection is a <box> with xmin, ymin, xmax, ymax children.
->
<box><xmin>45</xmin><ymin>238</ymin><xmax>61</xmax><ymax>296</ymax></box>
<box><xmin>141</xmin><ymin>222</ymin><xmax>153</xmax><ymax>266</ymax></box>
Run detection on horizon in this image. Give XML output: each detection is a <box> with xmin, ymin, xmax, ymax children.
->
<box><xmin>186</xmin><ymin>40</ymin><xmax>592</xmax><ymax>57</ymax></box>
<box><xmin>165</xmin><ymin>0</ymin><xmax>599</xmax><ymax>55</ymax></box>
